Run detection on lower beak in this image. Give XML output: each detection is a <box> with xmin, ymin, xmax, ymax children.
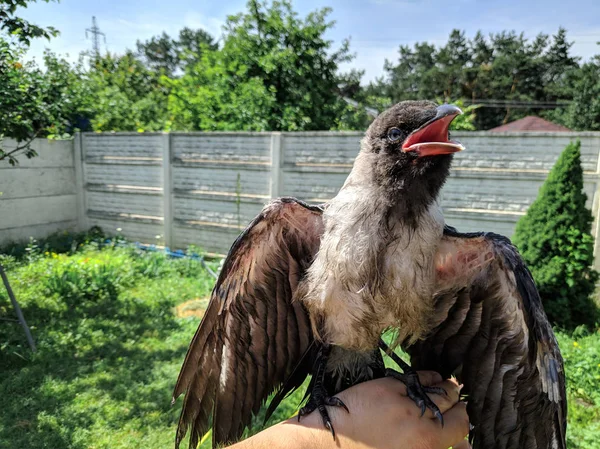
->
<box><xmin>401</xmin><ymin>104</ymin><xmax>465</xmax><ymax>157</ymax></box>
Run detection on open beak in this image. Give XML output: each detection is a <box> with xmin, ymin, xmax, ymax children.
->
<box><xmin>401</xmin><ymin>104</ymin><xmax>465</xmax><ymax>157</ymax></box>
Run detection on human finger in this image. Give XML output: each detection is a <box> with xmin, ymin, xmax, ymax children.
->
<box><xmin>423</xmin><ymin>378</ymin><xmax>462</xmax><ymax>418</ymax></box>
<box><xmin>381</xmin><ymin>371</ymin><xmax>443</xmax><ymax>396</ymax></box>
<box><xmin>416</xmin><ymin>370</ymin><xmax>444</xmax><ymax>387</ymax></box>
<box><xmin>452</xmin><ymin>439</ymin><xmax>472</xmax><ymax>449</ymax></box>
<box><xmin>435</xmin><ymin>401</ymin><xmax>470</xmax><ymax>448</ymax></box>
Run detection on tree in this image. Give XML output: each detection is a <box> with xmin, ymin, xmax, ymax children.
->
<box><xmin>513</xmin><ymin>141</ymin><xmax>599</xmax><ymax>329</ymax></box>
<box><xmin>435</xmin><ymin>30</ymin><xmax>471</xmax><ymax>100</ymax></box>
<box><xmin>543</xmin><ymin>27</ymin><xmax>580</xmax><ymax>100</ymax></box>
<box><xmin>135</xmin><ymin>32</ymin><xmax>179</xmax><ymax>76</ymax></box>
<box><xmin>176</xmin><ymin>27</ymin><xmax>218</xmax><ymax>69</ymax></box>
<box><xmin>564</xmin><ymin>57</ymin><xmax>600</xmax><ymax>131</ymax></box>
<box><xmin>135</xmin><ymin>27</ymin><xmax>217</xmax><ymax>76</ymax></box>
<box><xmin>0</xmin><ymin>0</ymin><xmax>58</xmax><ymax>44</ymax></box>
<box><xmin>376</xmin><ymin>28</ymin><xmax>590</xmax><ymax>130</ymax></box>
<box><xmin>546</xmin><ymin>53</ymin><xmax>600</xmax><ymax>131</ymax></box>
<box><xmin>87</xmin><ymin>51</ymin><xmax>169</xmax><ymax>132</ymax></box>
<box><xmin>0</xmin><ymin>39</ymin><xmax>40</xmax><ymax>164</ymax></box>
<box><xmin>0</xmin><ymin>0</ymin><xmax>61</xmax><ymax>164</ymax></box>
<box><xmin>0</xmin><ymin>40</ymin><xmax>88</xmax><ymax>164</ymax></box>
<box><xmin>167</xmin><ymin>0</ymin><xmax>353</xmax><ymax>132</ymax></box>
<box><xmin>383</xmin><ymin>41</ymin><xmax>437</xmax><ymax>101</ymax></box>
<box><xmin>164</xmin><ymin>49</ymin><xmax>275</xmax><ymax>131</ymax></box>
<box><xmin>477</xmin><ymin>32</ymin><xmax>548</xmax><ymax>127</ymax></box>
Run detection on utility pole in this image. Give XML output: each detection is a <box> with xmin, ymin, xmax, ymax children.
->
<box><xmin>86</xmin><ymin>16</ymin><xmax>106</xmax><ymax>60</ymax></box>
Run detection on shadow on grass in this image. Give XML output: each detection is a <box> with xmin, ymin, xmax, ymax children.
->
<box><xmin>0</xmin><ymin>273</ymin><xmax>193</xmax><ymax>449</ymax></box>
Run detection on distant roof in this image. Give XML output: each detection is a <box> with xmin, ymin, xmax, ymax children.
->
<box><xmin>489</xmin><ymin>116</ymin><xmax>571</xmax><ymax>132</ymax></box>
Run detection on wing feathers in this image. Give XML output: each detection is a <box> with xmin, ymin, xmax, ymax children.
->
<box><xmin>173</xmin><ymin>198</ymin><xmax>323</xmax><ymax>448</ymax></box>
<box><xmin>173</xmin><ymin>299</ymin><xmax>220</xmax><ymax>401</ymax></box>
<box><xmin>409</xmin><ymin>227</ymin><xmax>567</xmax><ymax>449</ymax></box>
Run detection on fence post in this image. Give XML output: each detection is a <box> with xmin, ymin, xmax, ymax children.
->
<box><xmin>593</xmin><ymin>135</ymin><xmax>600</xmax><ymax>270</ymax></box>
<box><xmin>73</xmin><ymin>132</ymin><xmax>88</xmax><ymax>231</ymax></box>
<box><xmin>163</xmin><ymin>133</ymin><xmax>174</xmax><ymax>249</ymax></box>
<box><xmin>270</xmin><ymin>132</ymin><xmax>283</xmax><ymax>199</ymax></box>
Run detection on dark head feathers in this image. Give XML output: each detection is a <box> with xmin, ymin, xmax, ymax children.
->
<box><xmin>363</xmin><ymin>100</ymin><xmax>454</xmax><ymax>216</ymax></box>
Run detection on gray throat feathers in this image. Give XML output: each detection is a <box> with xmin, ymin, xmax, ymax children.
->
<box><xmin>302</xmin><ymin>152</ymin><xmax>445</xmax><ymax>353</ymax></box>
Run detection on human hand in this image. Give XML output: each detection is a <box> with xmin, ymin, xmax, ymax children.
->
<box><xmin>229</xmin><ymin>371</ymin><xmax>469</xmax><ymax>449</ymax></box>
<box><xmin>283</xmin><ymin>371</ymin><xmax>469</xmax><ymax>449</ymax></box>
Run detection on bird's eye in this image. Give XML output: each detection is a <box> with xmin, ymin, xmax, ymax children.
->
<box><xmin>388</xmin><ymin>128</ymin><xmax>402</xmax><ymax>142</ymax></box>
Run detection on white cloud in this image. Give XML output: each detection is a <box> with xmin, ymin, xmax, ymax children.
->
<box><xmin>340</xmin><ymin>44</ymin><xmax>396</xmax><ymax>83</ymax></box>
<box><xmin>22</xmin><ymin>10</ymin><xmax>227</xmax><ymax>67</ymax></box>
<box><xmin>183</xmin><ymin>12</ymin><xmax>225</xmax><ymax>39</ymax></box>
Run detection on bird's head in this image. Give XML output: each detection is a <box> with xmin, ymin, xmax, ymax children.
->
<box><xmin>362</xmin><ymin>100</ymin><xmax>464</xmax><ymax>208</ymax></box>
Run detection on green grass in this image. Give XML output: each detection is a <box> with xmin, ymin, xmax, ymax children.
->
<box><xmin>1</xmin><ymin>240</ymin><xmax>599</xmax><ymax>448</ymax></box>
<box><xmin>0</xmin><ymin>239</ymin><xmax>306</xmax><ymax>449</ymax></box>
<box><xmin>556</xmin><ymin>329</ymin><xmax>600</xmax><ymax>449</ymax></box>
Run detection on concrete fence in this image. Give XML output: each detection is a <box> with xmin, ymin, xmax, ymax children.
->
<box><xmin>0</xmin><ymin>139</ymin><xmax>78</xmax><ymax>244</ymax></box>
<box><xmin>2</xmin><ymin>131</ymin><xmax>600</xmax><ymax>264</ymax></box>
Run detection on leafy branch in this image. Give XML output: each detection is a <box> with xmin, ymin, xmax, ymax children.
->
<box><xmin>0</xmin><ymin>131</ymin><xmax>41</xmax><ymax>166</ymax></box>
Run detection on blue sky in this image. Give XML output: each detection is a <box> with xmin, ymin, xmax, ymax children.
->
<box><xmin>20</xmin><ymin>0</ymin><xmax>600</xmax><ymax>82</ymax></box>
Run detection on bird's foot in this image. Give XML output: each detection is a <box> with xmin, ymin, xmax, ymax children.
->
<box><xmin>385</xmin><ymin>367</ymin><xmax>445</xmax><ymax>426</ymax></box>
<box><xmin>297</xmin><ymin>344</ymin><xmax>349</xmax><ymax>440</ymax></box>
<box><xmin>298</xmin><ymin>388</ymin><xmax>349</xmax><ymax>439</ymax></box>
<box><xmin>378</xmin><ymin>339</ymin><xmax>445</xmax><ymax>426</ymax></box>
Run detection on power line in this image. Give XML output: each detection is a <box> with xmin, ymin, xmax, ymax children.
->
<box><xmin>463</xmin><ymin>99</ymin><xmax>572</xmax><ymax>109</ymax></box>
<box><xmin>86</xmin><ymin>16</ymin><xmax>106</xmax><ymax>60</ymax></box>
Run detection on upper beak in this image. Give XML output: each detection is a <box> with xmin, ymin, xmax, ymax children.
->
<box><xmin>401</xmin><ymin>104</ymin><xmax>465</xmax><ymax>157</ymax></box>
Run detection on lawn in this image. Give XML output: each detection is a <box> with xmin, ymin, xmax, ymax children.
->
<box><xmin>0</xmin><ymin>237</ymin><xmax>599</xmax><ymax>449</ymax></box>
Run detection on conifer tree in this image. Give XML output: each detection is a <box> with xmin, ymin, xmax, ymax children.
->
<box><xmin>513</xmin><ymin>140</ymin><xmax>599</xmax><ymax>328</ymax></box>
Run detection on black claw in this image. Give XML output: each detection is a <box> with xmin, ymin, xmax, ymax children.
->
<box><xmin>434</xmin><ymin>410</ymin><xmax>445</xmax><ymax>427</ymax></box>
<box><xmin>318</xmin><ymin>406</ymin><xmax>330</xmax><ymax>426</ymax></box>
<box><xmin>299</xmin><ymin>344</ymin><xmax>348</xmax><ymax>437</ymax></box>
<box><xmin>407</xmin><ymin>383</ymin><xmax>444</xmax><ymax>427</ymax></box>
<box><xmin>325</xmin><ymin>420</ymin><xmax>335</xmax><ymax>440</ymax></box>
<box><xmin>325</xmin><ymin>396</ymin><xmax>349</xmax><ymax>414</ymax></box>
<box><xmin>385</xmin><ymin>368</ymin><xmax>445</xmax><ymax>427</ymax></box>
<box><xmin>298</xmin><ymin>403</ymin><xmax>315</xmax><ymax>422</ymax></box>
<box><xmin>424</xmin><ymin>386</ymin><xmax>447</xmax><ymax>397</ymax></box>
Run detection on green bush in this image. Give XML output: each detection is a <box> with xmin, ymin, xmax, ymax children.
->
<box><xmin>513</xmin><ymin>140</ymin><xmax>600</xmax><ymax>329</ymax></box>
<box><xmin>0</xmin><ymin>226</ymin><xmax>106</xmax><ymax>260</ymax></box>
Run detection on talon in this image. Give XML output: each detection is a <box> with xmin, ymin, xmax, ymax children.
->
<box><xmin>424</xmin><ymin>386</ymin><xmax>447</xmax><ymax>397</ymax></box>
<box><xmin>300</xmin><ymin>345</ymin><xmax>347</xmax><ymax>435</ymax></box>
<box><xmin>298</xmin><ymin>404</ymin><xmax>314</xmax><ymax>422</ymax></box>
<box><xmin>325</xmin><ymin>396</ymin><xmax>349</xmax><ymax>414</ymax></box>
<box><xmin>385</xmin><ymin>367</ymin><xmax>444</xmax><ymax>426</ymax></box>
<box><xmin>325</xmin><ymin>420</ymin><xmax>336</xmax><ymax>440</ymax></box>
<box><xmin>434</xmin><ymin>410</ymin><xmax>444</xmax><ymax>427</ymax></box>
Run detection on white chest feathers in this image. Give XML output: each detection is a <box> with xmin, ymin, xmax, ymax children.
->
<box><xmin>302</xmin><ymin>188</ymin><xmax>445</xmax><ymax>352</ymax></box>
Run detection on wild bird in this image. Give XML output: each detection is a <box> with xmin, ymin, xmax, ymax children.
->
<box><xmin>172</xmin><ymin>101</ymin><xmax>567</xmax><ymax>449</ymax></box>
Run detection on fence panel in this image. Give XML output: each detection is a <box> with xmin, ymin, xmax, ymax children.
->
<box><xmin>169</xmin><ymin>133</ymin><xmax>272</xmax><ymax>254</ymax></box>
<box><xmin>81</xmin><ymin>133</ymin><xmax>165</xmax><ymax>244</ymax></box>
<box><xmin>0</xmin><ymin>139</ymin><xmax>77</xmax><ymax>246</ymax></box>
<box><xmin>73</xmin><ymin>131</ymin><xmax>600</xmax><ymax>262</ymax></box>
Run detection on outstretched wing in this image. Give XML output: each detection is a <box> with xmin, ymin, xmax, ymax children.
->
<box><xmin>172</xmin><ymin>198</ymin><xmax>324</xmax><ymax>449</ymax></box>
<box><xmin>408</xmin><ymin>226</ymin><xmax>567</xmax><ymax>449</ymax></box>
